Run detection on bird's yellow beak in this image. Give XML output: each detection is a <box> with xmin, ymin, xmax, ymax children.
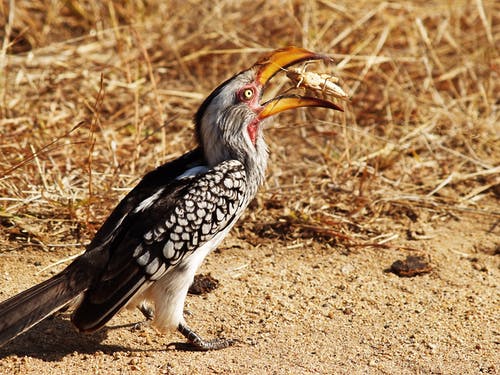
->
<box><xmin>255</xmin><ymin>46</ymin><xmax>343</xmax><ymax>119</ymax></box>
<box><xmin>255</xmin><ymin>46</ymin><xmax>327</xmax><ymax>86</ymax></box>
<box><xmin>259</xmin><ymin>95</ymin><xmax>342</xmax><ymax>119</ymax></box>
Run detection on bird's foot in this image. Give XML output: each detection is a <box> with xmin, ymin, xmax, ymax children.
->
<box><xmin>132</xmin><ymin>320</ymin><xmax>150</xmax><ymax>331</ymax></box>
<box><xmin>132</xmin><ymin>304</ymin><xmax>155</xmax><ymax>331</ymax></box>
<box><xmin>176</xmin><ymin>323</ymin><xmax>236</xmax><ymax>351</ymax></box>
<box><xmin>138</xmin><ymin>303</ymin><xmax>155</xmax><ymax>320</ymax></box>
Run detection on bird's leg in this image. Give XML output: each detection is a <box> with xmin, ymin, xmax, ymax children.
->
<box><xmin>138</xmin><ymin>303</ymin><xmax>155</xmax><ymax>320</ymax></box>
<box><xmin>177</xmin><ymin>323</ymin><xmax>235</xmax><ymax>351</ymax></box>
<box><xmin>132</xmin><ymin>303</ymin><xmax>155</xmax><ymax>330</ymax></box>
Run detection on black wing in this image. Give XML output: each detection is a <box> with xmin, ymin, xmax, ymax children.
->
<box><xmin>71</xmin><ymin>158</ymin><xmax>247</xmax><ymax>332</ymax></box>
<box><xmin>87</xmin><ymin>148</ymin><xmax>205</xmax><ymax>251</ymax></box>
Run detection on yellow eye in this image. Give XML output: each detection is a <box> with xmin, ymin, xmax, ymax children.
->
<box><xmin>242</xmin><ymin>88</ymin><xmax>254</xmax><ymax>100</ymax></box>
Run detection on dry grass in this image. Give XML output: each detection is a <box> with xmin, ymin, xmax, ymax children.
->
<box><xmin>0</xmin><ymin>0</ymin><xmax>498</xmax><ymax>256</ymax></box>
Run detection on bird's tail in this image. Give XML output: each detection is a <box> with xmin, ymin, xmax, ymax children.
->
<box><xmin>0</xmin><ymin>270</ymin><xmax>86</xmax><ymax>347</ymax></box>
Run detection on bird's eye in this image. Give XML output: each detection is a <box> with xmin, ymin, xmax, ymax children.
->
<box><xmin>241</xmin><ymin>88</ymin><xmax>254</xmax><ymax>101</ymax></box>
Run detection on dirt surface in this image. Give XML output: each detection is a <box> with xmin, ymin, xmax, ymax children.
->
<box><xmin>0</xmin><ymin>210</ymin><xmax>498</xmax><ymax>374</ymax></box>
<box><xmin>1</xmin><ymin>1</ymin><xmax>499</xmax><ymax>374</ymax></box>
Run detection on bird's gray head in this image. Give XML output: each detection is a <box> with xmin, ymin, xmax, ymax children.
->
<box><xmin>195</xmin><ymin>47</ymin><xmax>342</xmax><ymax>186</ymax></box>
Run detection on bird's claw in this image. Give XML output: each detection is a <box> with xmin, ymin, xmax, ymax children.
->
<box><xmin>176</xmin><ymin>323</ymin><xmax>238</xmax><ymax>351</ymax></box>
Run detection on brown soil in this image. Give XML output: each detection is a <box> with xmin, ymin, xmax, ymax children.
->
<box><xmin>0</xmin><ymin>209</ymin><xmax>498</xmax><ymax>374</ymax></box>
<box><xmin>0</xmin><ymin>1</ymin><xmax>498</xmax><ymax>374</ymax></box>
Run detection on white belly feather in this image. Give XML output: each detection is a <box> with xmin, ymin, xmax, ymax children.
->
<box><xmin>131</xmin><ymin>222</ymin><xmax>235</xmax><ymax>331</ymax></box>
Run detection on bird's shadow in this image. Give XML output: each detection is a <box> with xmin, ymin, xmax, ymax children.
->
<box><xmin>0</xmin><ymin>315</ymin><xmax>214</xmax><ymax>360</ymax></box>
<box><xmin>0</xmin><ymin>315</ymin><xmax>137</xmax><ymax>361</ymax></box>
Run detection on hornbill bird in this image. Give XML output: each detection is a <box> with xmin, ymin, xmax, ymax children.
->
<box><xmin>0</xmin><ymin>47</ymin><xmax>342</xmax><ymax>350</ymax></box>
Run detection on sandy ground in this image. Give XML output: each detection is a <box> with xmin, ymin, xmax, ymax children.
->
<box><xmin>0</xmin><ymin>0</ymin><xmax>498</xmax><ymax>373</ymax></box>
<box><xmin>0</xmin><ymin>206</ymin><xmax>498</xmax><ymax>374</ymax></box>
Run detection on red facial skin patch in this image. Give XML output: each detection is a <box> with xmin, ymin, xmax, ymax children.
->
<box><xmin>237</xmin><ymin>84</ymin><xmax>262</xmax><ymax>146</ymax></box>
<box><xmin>247</xmin><ymin>119</ymin><xmax>259</xmax><ymax>145</ymax></box>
